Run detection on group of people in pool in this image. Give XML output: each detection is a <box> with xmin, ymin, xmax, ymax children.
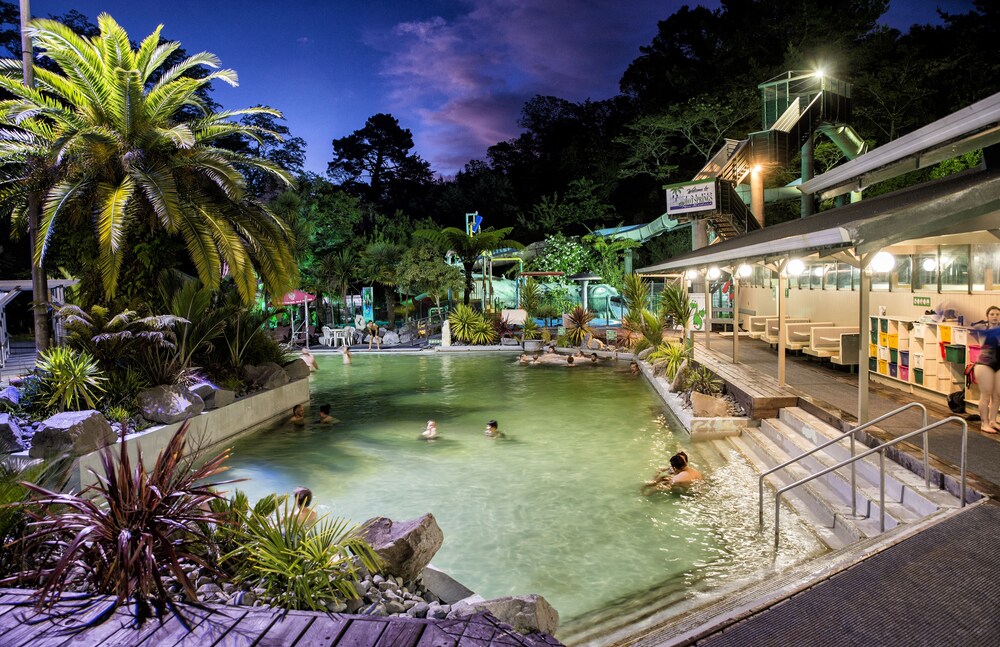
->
<box><xmin>420</xmin><ymin>419</ymin><xmax>505</xmax><ymax>440</ymax></box>
<box><xmin>289</xmin><ymin>403</ymin><xmax>338</xmax><ymax>426</ymax></box>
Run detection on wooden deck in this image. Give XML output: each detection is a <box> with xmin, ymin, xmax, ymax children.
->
<box><xmin>693</xmin><ymin>345</ymin><xmax>799</xmax><ymax>419</ymax></box>
<box><xmin>0</xmin><ymin>588</ymin><xmax>563</xmax><ymax>647</ymax></box>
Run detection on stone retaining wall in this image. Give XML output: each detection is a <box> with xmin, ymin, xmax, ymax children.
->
<box><xmin>71</xmin><ymin>378</ymin><xmax>310</xmax><ymax>490</ymax></box>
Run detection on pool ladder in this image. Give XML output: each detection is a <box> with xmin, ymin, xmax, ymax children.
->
<box><xmin>758</xmin><ymin>402</ymin><xmax>968</xmax><ymax>547</ymax></box>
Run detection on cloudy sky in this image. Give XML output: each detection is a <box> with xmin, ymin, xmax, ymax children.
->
<box><xmin>31</xmin><ymin>1</ymin><xmax>976</xmax><ymax>176</ymax></box>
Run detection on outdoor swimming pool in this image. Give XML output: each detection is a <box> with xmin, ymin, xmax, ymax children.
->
<box><xmin>225</xmin><ymin>352</ymin><xmax>825</xmax><ymax>635</ymax></box>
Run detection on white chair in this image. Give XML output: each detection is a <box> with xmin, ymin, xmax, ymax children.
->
<box><xmin>319</xmin><ymin>326</ymin><xmax>335</xmax><ymax>347</ymax></box>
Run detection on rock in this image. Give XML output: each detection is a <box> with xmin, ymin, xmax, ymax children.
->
<box><xmin>0</xmin><ymin>414</ymin><xmax>25</xmax><ymax>452</ymax></box>
<box><xmin>670</xmin><ymin>360</ymin><xmax>689</xmax><ymax>392</ymax></box>
<box><xmin>197</xmin><ymin>583</ymin><xmax>222</xmax><ymax>596</ymax></box>
<box><xmin>244</xmin><ymin>363</ymin><xmax>290</xmax><ymax>390</ymax></box>
<box><xmin>138</xmin><ymin>385</ymin><xmax>205</xmax><ymax>424</ymax></box>
<box><xmin>234</xmin><ymin>591</ymin><xmax>256</xmax><ymax>606</ymax></box>
<box><xmin>385</xmin><ymin>600</ymin><xmax>406</xmax><ymax>615</ymax></box>
<box><xmin>345</xmin><ymin>598</ymin><xmax>363</xmax><ymax>613</ymax></box>
<box><xmin>283</xmin><ymin>358</ymin><xmax>311</xmax><ymax>381</ymax></box>
<box><xmin>408</xmin><ymin>602</ymin><xmax>429</xmax><ymax>618</ymax></box>
<box><xmin>355</xmin><ymin>580</ymin><xmax>370</xmax><ymax>596</ymax></box>
<box><xmin>196</xmin><ymin>575</ymin><xmax>213</xmax><ymax>587</ymax></box>
<box><xmin>359</xmin><ymin>514</ymin><xmax>444</xmax><ymax>582</ymax></box>
<box><xmin>205</xmin><ymin>389</ymin><xmax>235</xmax><ymax>410</ymax></box>
<box><xmin>403</xmin><ymin>600</ymin><xmax>417</xmax><ymax>610</ymax></box>
<box><xmin>637</xmin><ymin>347</ymin><xmax>653</xmax><ymax>360</ymax></box>
<box><xmin>0</xmin><ymin>386</ymin><xmax>19</xmax><ymax>409</ymax></box>
<box><xmin>428</xmin><ymin>604</ymin><xmax>450</xmax><ymax>620</ymax></box>
<box><xmin>29</xmin><ymin>410</ymin><xmax>116</xmax><ymax>459</ymax></box>
<box><xmin>691</xmin><ymin>391</ymin><xmax>730</xmax><ymax>417</ymax></box>
<box><xmin>327</xmin><ymin>600</ymin><xmax>347</xmax><ymax>613</ymax></box>
<box><xmin>455</xmin><ymin>595</ymin><xmax>559</xmax><ymax>636</ymax></box>
<box><xmin>382</xmin><ymin>331</ymin><xmax>400</xmax><ymax>346</ymax></box>
<box><xmin>373</xmin><ymin>574</ymin><xmax>385</xmax><ymax>584</ymax></box>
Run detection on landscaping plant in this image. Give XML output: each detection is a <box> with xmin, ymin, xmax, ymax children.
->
<box><xmin>14</xmin><ymin>421</ymin><xmax>233</xmax><ymax>619</ymax></box>
<box><xmin>565</xmin><ymin>305</ymin><xmax>595</xmax><ymax>346</ymax></box>
<box><xmin>685</xmin><ymin>366</ymin><xmax>724</xmax><ymax>396</ymax></box>
<box><xmin>35</xmin><ymin>346</ymin><xmax>107</xmax><ymax>412</ymax></box>
<box><xmin>648</xmin><ymin>342</ymin><xmax>687</xmax><ymax>380</ymax></box>
<box><xmin>222</xmin><ymin>496</ymin><xmax>382</xmax><ymax>611</ymax></box>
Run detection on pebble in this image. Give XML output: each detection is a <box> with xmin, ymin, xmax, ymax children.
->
<box><xmin>373</xmin><ymin>574</ymin><xmax>385</xmax><ymax>584</ymax></box>
<box><xmin>408</xmin><ymin>602</ymin><xmax>429</xmax><ymax>618</ymax></box>
<box><xmin>197</xmin><ymin>583</ymin><xmax>222</xmax><ymax>595</ymax></box>
<box><xmin>385</xmin><ymin>600</ymin><xmax>406</xmax><ymax>615</ymax></box>
<box><xmin>428</xmin><ymin>604</ymin><xmax>450</xmax><ymax>620</ymax></box>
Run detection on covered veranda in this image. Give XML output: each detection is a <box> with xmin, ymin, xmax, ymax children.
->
<box><xmin>637</xmin><ymin>91</ymin><xmax>1000</xmax><ymax>430</ymax></box>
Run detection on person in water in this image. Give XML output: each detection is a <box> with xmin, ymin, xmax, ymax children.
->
<box><xmin>342</xmin><ymin>346</ymin><xmax>353</xmax><ymax>365</ymax></box>
<box><xmin>630</xmin><ymin>361</ymin><xmax>640</xmax><ymax>375</ymax></box>
<box><xmin>318</xmin><ymin>404</ymin><xmax>338</xmax><ymax>424</ymax></box>
<box><xmin>642</xmin><ymin>451</ymin><xmax>703</xmax><ymax>493</ymax></box>
<box><xmin>485</xmin><ymin>419</ymin><xmax>505</xmax><ymax>438</ymax></box>
<box><xmin>292</xmin><ymin>486</ymin><xmax>318</xmax><ymax>525</ymax></box>
<box><xmin>289</xmin><ymin>404</ymin><xmax>306</xmax><ymax>425</ymax></box>
<box><xmin>422</xmin><ymin>420</ymin><xmax>439</xmax><ymax>439</ymax></box>
<box><xmin>300</xmin><ymin>348</ymin><xmax>319</xmax><ymax>372</ymax></box>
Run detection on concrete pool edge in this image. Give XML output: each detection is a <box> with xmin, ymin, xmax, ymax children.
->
<box><xmin>69</xmin><ymin>377</ymin><xmax>311</xmax><ymax>490</ymax></box>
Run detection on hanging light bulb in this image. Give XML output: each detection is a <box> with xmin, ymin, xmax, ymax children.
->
<box><xmin>707</xmin><ymin>267</ymin><xmax>721</xmax><ymax>280</ymax></box>
<box><xmin>870</xmin><ymin>251</ymin><xmax>896</xmax><ymax>273</ymax></box>
<box><xmin>686</xmin><ymin>269</ymin><xmax>699</xmax><ymax>280</ymax></box>
<box><xmin>738</xmin><ymin>264</ymin><xmax>753</xmax><ymax>278</ymax></box>
<box><xmin>786</xmin><ymin>259</ymin><xmax>806</xmax><ymax>276</ymax></box>
<box><xmin>812</xmin><ymin>266</ymin><xmax>824</xmax><ymax>277</ymax></box>
<box><xmin>922</xmin><ymin>258</ymin><xmax>937</xmax><ymax>272</ymax></box>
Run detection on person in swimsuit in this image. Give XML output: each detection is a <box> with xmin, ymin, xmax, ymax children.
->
<box><xmin>973</xmin><ymin>306</ymin><xmax>1000</xmax><ymax>433</ymax></box>
<box><xmin>289</xmin><ymin>404</ymin><xmax>306</xmax><ymax>426</ymax></box>
<box><xmin>642</xmin><ymin>451</ymin><xmax>703</xmax><ymax>493</ymax></box>
<box><xmin>366</xmin><ymin>321</ymin><xmax>381</xmax><ymax>350</ymax></box>
<box><xmin>292</xmin><ymin>487</ymin><xmax>318</xmax><ymax>525</ymax></box>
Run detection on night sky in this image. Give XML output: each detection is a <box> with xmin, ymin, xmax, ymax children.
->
<box><xmin>28</xmin><ymin>1</ymin><xmax>977</xmax><ymax>177</ymax></box>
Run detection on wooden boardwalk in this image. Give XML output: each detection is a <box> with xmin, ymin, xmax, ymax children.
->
<box><xmin>693</xmin><ymin>344</ymin><xmax>798</xmax><ymax>419</ymax></box>
<box><xmin>0</xmin><ymin>588</ymin><xmax>563</xmax><ymax>647</ymax></box>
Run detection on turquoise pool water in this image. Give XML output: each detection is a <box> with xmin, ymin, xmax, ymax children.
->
<box><xmin>224</xmin><ymin>352</ymin><xmax>824</xmax><ymax>628</ymax></box>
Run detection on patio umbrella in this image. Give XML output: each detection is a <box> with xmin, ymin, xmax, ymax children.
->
<box><xmin>279</xmin><ymin>290</ymin><xmax>317</xmax><ymax>348</ymax></box>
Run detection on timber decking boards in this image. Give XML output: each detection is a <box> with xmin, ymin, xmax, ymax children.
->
<box><xmin>694</xmin><ymin>346</ymin><xmax>799</xmax><ymax>419</ymax></box>
<box><xmin>0</xmin><ymin>591</ymin><xmax>563</xmax><ymax>646</ymax></box>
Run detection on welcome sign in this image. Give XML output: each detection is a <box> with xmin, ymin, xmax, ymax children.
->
<box><xmin>666</xmin><ymin>179</ymin><xmax>717</xmax><ymax>216</ymax></box>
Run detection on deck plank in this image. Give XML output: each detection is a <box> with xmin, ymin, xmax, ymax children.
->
<box><xmin>374</xmin><ymin>619</ymin><xmax>426</xmax><ymax>646</ymax></box>
<box><xmin>290</xmin><ymin>613</ymin><xmax>350</xmax><ymax>646</ymax></box>
<box><xmin>334</xmin><ymin>617</ymin><xmax>388</xmax><ymax>646</ymax></box>
<box><xmin>2</xmin><ymin>595</ymin><xmax>117</xmax><ymax>647</ymax></box>
<box><xmin>413</xmin><ymin>623</ymin><xmax>457</xmax><ymax>647</ymax></box>
<box><xmin>99</xmin><ymin>603</ymin><xmax>218</xmax><ymax>647</ymax></box>
<box><xmin>171</xmin><ymin>608</ymin><xmax>248</xmax><ymax>647</ymax></box>
<box><xmin>251</xmin><ymin>610</ymin><xmax>317</xmax><ymax>646</ymax></box>
<box><xmin>210</xmin><ymin>607</ymin><xmax>283</xmax><ymax>646</ymax></box>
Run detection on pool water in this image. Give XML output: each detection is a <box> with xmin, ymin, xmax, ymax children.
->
<box><xmin>225</xmin><ymin>353</ymin><xmax>825</xmax><ymax>628</ymax></box>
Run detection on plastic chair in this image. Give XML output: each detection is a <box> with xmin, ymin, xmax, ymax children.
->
<box><xmin>319</xmin><ymin>326</ymin><xmax>334</xmax><ymax>347</ymax></box>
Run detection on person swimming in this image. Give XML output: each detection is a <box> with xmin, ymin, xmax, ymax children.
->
<box><xmin>422</xmin><ymin>419</ymin><xmax>439</xmax><ymax>439</ymax></box>
<box><xmin>319</xmin><ymin>404</ymin><xmax>338</xmax><ymax>424</ymax></box>
<box><xmin>642</xmin><ymin>451</ymin><xmax>703</xmax><ymax>493</ymax></box>
<box><xmin>289</xmin><ymin>404</ymin><xmax>306</xmax><ymax>425</ymax></box>
<box><xmin>485</xmin><ymin>419</ymin><xmax>506</xmax><ymax>438</ymax></box>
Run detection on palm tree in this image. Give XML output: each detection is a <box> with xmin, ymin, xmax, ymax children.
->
<box><xmin>315</xmin><ymin>248</ymin><xmax>357</xmax><ymax>324</ymax></box>
<box><xmin>413</xmin><ymin>226</ymin><xmax>523</xmax><ymax>306</ymax></box>
<box><xmin>0</xmin><ymin>14</ymin><xmax>297</xmax><ymax>305</ymax></box>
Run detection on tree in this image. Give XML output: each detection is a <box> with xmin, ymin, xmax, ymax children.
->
<box><xmin>0</xmin><ymin>15</ymin><xmax>297</xmax><ymax>305</ymax></box>
<box><xmin>360</xmin><ymin>237</ymin><xmax>404</xmax><ymax>326</ymax></box>
<box><xmin>413</xmin><ymin>226</ymin><xmax>523</xmax><ymax>306</ymax></box>
<box><xmin>239</xmin><ymin>109</ymin><xmax>306</xmax><ymax>200</ymax></box>
<box><xmin>518</xmin><ymin>178</ymin><xmax>617</xmax><ymax>238</ymax></box>
<box><xmin>327</xmin><ymin>113</ymin><xmax>432</xmax><ymax>213</ymax></box>
<box><xmin>396</xmin><ymin>242</ymin><xmax>463</xmax><ymax>319</ymax></box>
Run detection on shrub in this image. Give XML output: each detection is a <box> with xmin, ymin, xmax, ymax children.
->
<box><xmin>519</xmin><ymin>278</ymin><xmax>542</xmax><ymax>316</ymax></box>
<box><xmin>522</xmin><ymin>319</ymin><xmax>539</xmax><ymax>340</ymax></box>
<box><xmin>565</xmin><ymin>306</ymin><xmax>594</xmax><ymax>346</ymax></box>
<box><xmin>0</xmin><ymin>454</ymin><xmax>71</xmax><ymax>580</ymax></box>
<box><xmin>102</xmin><ymin>367</ymin><xmax>151</xmax><ymax>412</ymax></box>
<box><xmin>648</xmin><ymin>342</ymin><xmax>688</xmax><ymax>380</ymax></box>
<box><xmin>448</xmin><ymin>304</ymin><xmax>480</xmax><ymax>342</ymax></box>
<box><xmin>221</xmin><ymin>497</ymin><xmax>382</xmax><ymax>611</ymax></box>
<box><xmin>15</xmin><ymin>421</ymin><xmax>232</xmax><ymax>619</ymax></box>
<box><xmin>469</xmin><ymin>316</ymin><xmax>498</xmax><ymax>345</ymax></box>
<box><xmin>36</xmin><ymin>346</ymin><xmax>106</xmax><ymax>412</ymax></box>
<box><xmin>685</xmin><ymin>366</ymin><xmax>723</xmax><ymax>396</ymax></box>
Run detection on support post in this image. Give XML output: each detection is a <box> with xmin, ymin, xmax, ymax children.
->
<box><xmin>733</xmin><ymin>275</ymin><xmax>740</xmax><ymax>363</ymax></box>
<box><xmin>750</xmin><ymin>167</ymin><xmax>765</xmax><ymax>228</ymax></box>
<box><xmin>692</xmin><ymin>220</ymin><xmax>709</xmax><ymax>250</ymax></box>
<box><xmin>858</xmin><ymin>258</ymin><xmax>872</xmax><ymax>423</ymax></box>
<box><xmin>801</xmin><ymin>132</ymin><xmax>815</xmax><ymax>218</ymax></box>
<box><xmin>704</xmin><ymin>273</ymin><xmax>711</xmax><ymax>351</ymax></box>
<box><xmin>778</xmin><ymin>263</ymin><xmax>788</xmax><ymax>386</ymax></box>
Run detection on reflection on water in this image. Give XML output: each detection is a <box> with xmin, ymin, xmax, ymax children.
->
<box><xmin>225</xmin><ymin>353</ymin><xmax>825</xmax><ymax>623</ymax></box>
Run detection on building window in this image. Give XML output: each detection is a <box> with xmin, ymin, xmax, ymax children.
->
<box><xmin>940</xmin><ymin>244</ymin><xmax>970</xmax><ymax>292</ymax></box>
<box><xmin>972</xmin><ymin>244</ymin><xmax>1000</xmax><ymax>292</ymax></box>
<box><xmin>837</xmin><ymin>263</ymin><xmax>853</xmax><ymax>290</ymax></box>
<box><xmin>914</xmin><ymin>247</ymin><xmax>939</xmax><ymax>292</ymax></box>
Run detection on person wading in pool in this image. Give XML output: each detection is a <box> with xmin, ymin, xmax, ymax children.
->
<box><xmin>642</xmin><ymin>452</ymin><xmax>702</xmax><ymax>493</ymax></box>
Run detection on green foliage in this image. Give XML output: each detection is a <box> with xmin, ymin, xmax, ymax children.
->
<box><xmin>659</xmin><ymin>282</ymin><xmax>696</xmax><ymax>334</ymax></box>
<box><xmin>528</xmin><ymin>233</ymin><xmax>593</xmax><ymax>284</ymax></box>
<box><xmin>15</xmin><ymin>421</ymin><xmax>231</xmax><ymax>618</ymax></box>
<box><xmin>470</xmin><ymin>316</ymin><xmax>499</xmax><ymax>345</ymax></box>
<box><xmin>685</xmin><ymin>365</ymin><xmax>723</xmax><ymax>396</ymax></box>
<box><xmin>0</xmin><ymin>15</ymin><xmax>297</xmax><ymax>304</ymax></box>
<box><xmin>518</xmin><ymin>178</ymin><xmax>616</xmax><ymax>237</ymax></box>
<box><xmin>629</xmin><ymin>309</ymin><xmax>669</xmax><ymax>354</ymax></box>
<box><xmin>59</xmin><ymin>305</ymin><xmax>180</xmax><ymax>370</ymax></box>
<box><xmin>519</xmin><ymin>278</ymin><xmax>542</xmax><ymax>316</ymax></box>
<box><xmin>221</xmin><ymin>496</ymin><xmax>383</xmax><ymax>611</ymax></box>
<box><xmin>101</xmin><ymin>367</ymin><xmax>150</xmax><ymax>413</ymax></box>
<box><xmin>647</xmin><ymin>342</ymin><xmax>688</xmax><ymax>380</ymax></box>
<box><xmin>36</xmin><ymin>347</ymin><xmax>106</xmax><ymax>412</ymax></box>
<box><xmin>396</xmin><ymin>242</ymin><xmax>464</xmax><ymax>313</ymax></box>
<box><xmin>0</xmin><ymin>455</ymin><xmax>71</xmax><ymax>580</ymax></box>
<box><xmin>414</xmin><ymin>226</ymin><xmax>523</xmax><ymax>306</ymax></box>
<box><xmin>448</xmin><ymin>304</ymin><xmax>480</xmax><ymax>343</ymax></box>
<box><xmin>521</xmin><ymin>318</ymin><xmax>539</xmax><ymax>340</ymax></box>
<box><xmin>565</xmin><ymin>306</ymin><xmax>595</xmax><ymax>346</ymax></box>
<box><xmin>582</xmin><ymin>229</ymin><xmax>640</xmax><ymax>290</ymax></box>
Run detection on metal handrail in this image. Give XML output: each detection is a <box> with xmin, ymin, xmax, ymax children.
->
<box><xmin>773</xmin><ymin>416</ymin><xmax>967</xmax><ymax>547</ymax></box>
<box><xmin>758</xmin><ymin>403</ymin><xmax>928</xmax><ymax>528</ymax></box>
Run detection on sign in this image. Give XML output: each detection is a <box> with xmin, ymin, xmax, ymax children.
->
<box><xmin>665</xmin><ymin>179</ymin><xmax>717</xmax><ymax>216</ymax></box>
<box><xmin>606</xmin><ymin>329</ymin><xmax>618</xmax><ymax>342</ymax></box>
<box><xmin>362</xmin><ymin>286</ymin><xmax>374</xmax><ymax>324</ymax></box>
<box><xmin>913</xmin><ymin>296</ymin><xmax>931</xmax><ymax>307</ymax></box>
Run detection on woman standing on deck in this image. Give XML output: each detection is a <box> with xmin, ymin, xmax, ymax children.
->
<box><xmin>973</xmin><ymin>306</ymin><xmax>1000</xmax><ymax>433</ymax></box>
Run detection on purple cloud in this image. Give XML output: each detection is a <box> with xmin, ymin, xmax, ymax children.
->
<box><xmin>374</xmin><ymin>0</ymin><xmax>674</xmax><ymax>176</ymax></box>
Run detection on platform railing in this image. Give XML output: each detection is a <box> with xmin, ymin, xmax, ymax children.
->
<box><xmin>772</xmin><ymin>416</ymin><xmax>967</xmax><ymax>547</ymax></box>
<box><xmin>758</xmin><ymin>402</ymin><xmax>928</xmax><ymax>528</ymax></box>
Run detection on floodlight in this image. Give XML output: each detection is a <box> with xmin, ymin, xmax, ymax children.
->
<box><xmin>686</xmin><ymin>269</ymin><xmax>700</xmax><ymax>280</ymax></box>
<box><xmin>707</xmin><ymin>267</ymin><xmax>721</xmax><ymax>280</ymax></box>
<box><xmin>922</xmin><ymin>258</ymin><xmax>937</xmax><ymax>272</ymax></box>
<box><xmin>738</xmin><ymin>264</ymin><xmax>753</xmax><ymax>278</ymax></box>
<box><xmin>870</xmin><ymin>251</ymin><xmax>896</xmax><ymax>273</ymax></box>
<box><xmin>786</xmin><ymin>259</ymin><xmax>806</xmax><ymax>276</ymax></box>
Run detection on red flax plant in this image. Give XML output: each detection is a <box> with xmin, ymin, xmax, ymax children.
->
<box><xmin>14</xmin><ymin>420</ymin><xmax>237</xmax><ymax>622</ymax></box>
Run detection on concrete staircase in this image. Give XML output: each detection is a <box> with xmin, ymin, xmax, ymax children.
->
<box><xmin>730</xmin><ymin>406</ymin><xmax>963</xmax><ymax>550</ymax></box>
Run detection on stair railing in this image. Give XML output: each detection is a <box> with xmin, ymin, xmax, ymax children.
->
<box><xmin>758</xmin><ymin>402</ymin><xmax>927</xmax><ymax>529</ymax></box>
<box><xmin>772</xmin><ymin>416</ymin><xmax>967</xmax><ymax>548</ymax></box>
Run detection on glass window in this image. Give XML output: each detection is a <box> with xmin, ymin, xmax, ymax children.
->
<box><xmin>824</xmin><ymin>264</ymin><xmax>838</xmax><ymax>290</ymax></box>
<box><xmin>809</xmin><ymin>264</ymin><xmax>823</xmax><ymax>290</ymax></box>
<box><xmin>837</xmin><ymin>263</ymin><xmax>853</xmax><ymax>290</ymax></box>
<box><xmin>914</xmin><ymin>247</ymin><xmax>938</xmax><ymax>291</ymax></box>
<box><xmin>895</xmin><ymin>255</ymin><xmax>912</xmax><ymax>289</ymax></box>
<box><xmin>940</xmin><ymin>244</ymin><xmax>969</xmax><ymax>292</ymax></box>
<box><xmin>972</xmin><ymin>244</ymin><xmax>1000</xmax><ymax>292</ymax></box>
<box><xmin>852</xmin><ymin>266</ymin><xmax>861</xmax><ymax>290</ymax></box>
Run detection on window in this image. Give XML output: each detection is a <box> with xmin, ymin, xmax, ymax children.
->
<box><xmin>837</xmin><ymin>263</ymin><xmax>853</xmax><ymax>290</ymax></box>
<box><xmin>972</xmin><ymin>244</ymin><xmax>1000</xmax><ymax>292</ymax></box>
<box><xmin>914</xmin><ymin>246</ymin><xmax>938</xmax><ymax>292</ymax></box>
<box><xmin>895</xmin><ymin>255</ymin><xmax>912</xmax><ymax>290</ymax></box>
<box><xmin>940</xmin><ymin>245</ymin><xmax>969</xmax><ymax>292</ymax></box>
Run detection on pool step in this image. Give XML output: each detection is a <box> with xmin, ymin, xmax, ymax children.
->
<box><xmin>730</xmin><ymin>430</ymin><xmax>871</xmax><ymax>549</ymax></box>
<box><xmin>758</xmin><ymin>418</ymin><xmax>918</xmax><ymax>530</ymax></box>
<box><xmin>779</xmin><ymin>407</ymin><xmax>961</xmax><ymax>514</ymax></box>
